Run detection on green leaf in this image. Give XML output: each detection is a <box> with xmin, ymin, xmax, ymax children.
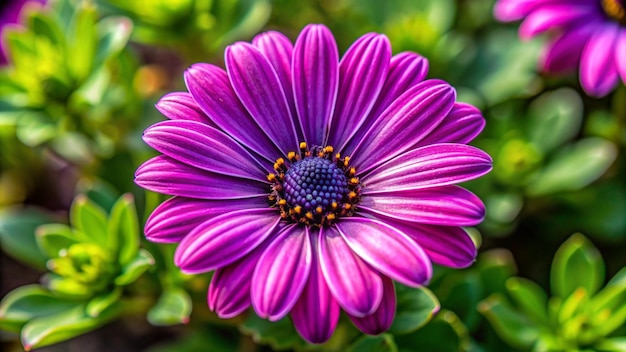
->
<box><xmin>76</xmin><ymin>178</ymin><xmax>120</xmax><ymax>213</ymax></box>
<box><xmin>93</xmin><ymin>16</ymin><xmax>132</xmax><ymax>69</ymax></box>
<box><xmin>558</xmin><ymin>287</ymin><xmax>588</xmax><ymax>324</ymax></box>
<box><xmin>147</xmin><ymin>287</ymin><xmax>192</xmax><ymax>326</ymax></box>
<box><xmin>0</xmin><ymin>206</ymin><xmax>54</xmax><ymax>269</ymax></box>
<box><xmin>115</xmin><ymin>249</ymin><xmax>154</xmax><ymax>286</ymax></box>
<box><xmin>29</xmin><ymin>11</ymin><xmax>65</xmax><ymax>48</ymax></box>
<box><xmin>107</xmin><ymin>194</ymin><xmax>140</xmax><ymax>266</ymax></box>
<box><xmin>527</xmin><ymin>138</ymin><xmax>617</xmax><ymax>196</ymax></box>
<box><xmin>69</xmin><ymin>67</ymin><xmax>111</xmax><ymax>110</ymax></box>
<box><xmin>477</xmin><ymin>249</ymin><xmax>518</xmax><ymax>296</ymax></box>
<box><xmin>86</xmin><ymin>288</ymin><xmax>122</xmax><ymax>318</ymax></box>
<box><xmin>44</xmin><ymin>274</ymin><xmax>92</xmax><ymax>299</ymax></box>
<box><xmin>16</xmin><ymin>112</ymin><xmax>56</xmax><ymax>147</ymax></box>
<box><xmin>0</xmin><ymin>285</ymin><xmax>81</xmax><ymax>332</ymax></box>
<box><xmin>478</xmin><ymin>294</ymin><xmax>540</xmax><ymax>349</ymax></box>
<box><xmin>607</xmin><ymin>267</ymin><xmax>626</xmax><ymax>287</ymax></box>
<box><xmin>240</xmin><ymin>314</ymin><xmax>306</xmax><ymax>350</ymax></box>
<box><xmin>67</xmin><ymin>0</ymin><xmax>97</xmax><ymax>81</ymax></box>
<box><xmin>48</xmin><ymin>132</ymin><xmax>95</xmax><ymax>165</ymax></box>
<box><xmin>390</xmin><ymin>285</ymin><xmax>440</xmax><ymax>334</ymax></box>
<box><xmin>21</xmin><ymin>303</ymin><xmax>119</xmax><ymax>351</ymax></box>
<box><xmin>394</xmin><ymin>310</ymin><xmax>470</xmax><ymax>352</ymax></box>
<box><xmin>35</xmin><ymin>223</ymin><xmax>80</xmax><ymax>258</ymax></box>
<box><xmin>551</xmin><ymin>234</ymin><xmax>604</xmax><ymax>299</ymax></box>
<box><xmin>588</xmin><ymin>284</ymin><xmax>626</xmax><ymax>337</ymax></box>
<box><xmin>595</xmin><ymin>337</ymin><xmax>626</xmax><ymax>352</ymax></box>
<box><xmin>527</xmin><ymin>88</ymin><xmax>583</xmax><ymax>153</ymax></box>
<box><xmin>434</xmin><ymin>273</ymin><xmax>482</xmax><ymax>330</ymax></box>
<box><xmin>347</xmin><ymin>334</ymin><xmax>397</xmax><ymax>352</ymax></box>
<box><xmin>506</xmin><ymin>277</ymin><xmax>549</xmax><ymax>325</ymax></box>
<box><xmin>70</xmin><ymin>194</ymin><xmax>108</xmax><ymax>247</ymax></box>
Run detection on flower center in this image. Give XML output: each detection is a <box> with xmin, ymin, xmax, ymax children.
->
<box><xmin>602</xmin><ymin>0</ymin><xmax>626</xmax><ymax>24</ymax></box>
<box><xmin>267</xmin><ymin>143</ymin><xmax>361</xmax><ymax>226</ymax></box>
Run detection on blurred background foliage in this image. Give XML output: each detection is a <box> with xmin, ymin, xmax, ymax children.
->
<box><xmin>0</xmin><ymin>0</ymin><xmax>624</xmax><ymax>351</ymax></box>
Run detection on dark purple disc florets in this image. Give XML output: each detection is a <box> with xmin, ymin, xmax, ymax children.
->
<box><xmin>267</xmin><ymin>143</ymin><xmax>361</xmax><ymax>226</ymax></box>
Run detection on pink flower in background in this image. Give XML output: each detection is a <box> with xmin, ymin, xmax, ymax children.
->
<box><xmin>0</xmin><ymin>0</ymin><xmax>46</xmax><ymax>65</ymax></box>
<box><xmin>495</xmin><ymin>0</ymin><xmax>626</xmax><ymax>97</ymax></box>
<box><xmin>135</xmin><ymin>24</ymin><xmax>491</xmax><ymax>343</ymax></box>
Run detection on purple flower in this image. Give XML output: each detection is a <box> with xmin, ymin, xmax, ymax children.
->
<box><xmin>0</xmin><ymin>0</ymin><xmax>46</xmax><ymax>65</ymax></box>
<box><xmin>135</xmin><ymin>24</ymin><xmax>491</xmax><ymax>343</ymax></box>
<box><xmin>494</xmin><ymin>0</ymin><xmax>626</xmax><ymax>97</ymax></box>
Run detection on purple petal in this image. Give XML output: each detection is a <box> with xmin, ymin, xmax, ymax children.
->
<box><xmin>377</xmin><ymin>220</ymin><xmax>477</xmax><ymax>268</ymax></box>
<box><xmin>349</xmin><ymin>276</ymin><xmax>396</xmax><ymax>335</ymax></box>
<box><xmin>208</xmin><ymin>244</ymin><xmax>266</xmax><ymax>319</ymax></box>
<box><xmin>293</xmin><ymin>24</ymin><xmax>339</xmax><ymax>146</ymax></box>
<box><xmin>541</xmin><ymin>24</ymin><xmax>594</xmax><ymax>73</ymax></box>
<box><xmin>318</xmin><ymin>226</ymin><xmax>383</xmax><ymax>317</ymax></box>
<box><xmin>174</xmin><ymin>208</ymin><xmax>280</xmax><ymax>273</ymax></box>
<box><xmin>252</xmin><ymin>32</ymin><xmax>294</xmax><ymax>101</ymax></box>
<box><xmin>143</xmin><ymin>120</ymin><xmax>269</xmax><ymax>179</ymax></box>
<box><xmin>335</xmin><ymin>217</ymin><xmax>431</xmax><ymax>287</ymax></box>
<box><xmin>580</xmin><ymin>24</ymin><xmax>621</xmax><ymax>97</ymax></box>
<box><xmin>349</xmin><ymin>80</ymin><xmax>455</xmax><ymax>174</ymax></box>
<box><xmin>226</xmin><ymin>42</ymin><xmax>299</xmax><ymax>155</ymax></box>
<box><xmin>358</xmin><ymin>186</ymin><xmax>486</xmax><ymax>227</ymax></box>
<box><xmin>145</xmin><ymin>196</ymin><xmax>267</xmax><ymax>243</ymax></box>
<box><xmin>362</xmin><ymin>144</ymin><xmax>492</xmax><ymax>193</ymax></box>
<box><xmin>252</xmin><ymin>225</ymin><xmax>311</xmax><ymax>321</ymax></box>
<box><xmin>368</xmin><ymin>52</ymin><xmax>429</xmax><ymax>121</ymax></box>
<box><xmin>291</xmin><ymin>230</ymin><xmax>340</xmax><ymax>344</ymax></box>
<box><xmin>415</xmin><ymin>102</ymin><xmax>485</xmax><ymax>147</ymax></box>
<box><xmin>135</xmin><ymin>156</ymin><xmax>267</xmax><ymax>199</ymax></box>
<box><xmin>616</xmin><ymin>29</ymin><xmax>626</xmax><ymax>83</ymax></box>
<box><xmin>518</xmin><ymin>4</ymin><xmax>591</xmax><ymax>40</ymax></box>
<box><xmin>184</xmin><ymin>63</ymin><xmax>281</xmax><ymax>162</ymax></box>
<box><xmin>155</xmin><ymin>92</ymin><xmax>216</xmax><ymax>126</ymax></box>
<box><xmin>494</xmin><ymin>0</ymin><xmax>546</xmax><ymax>21</ymax></box>
<box><xmin>343</xmin><ymin>52</ymin><xmax>430</xmax><ymax>155</ymax></box>
<box><xmin>494</xmin><ymin>0</ymin><xmax>589</xmax><ymax>22</ymax></box>
<box><xmin>252</xmin><ymin>31</ymin><xmax>300</xmax><ymax>137</ymax></box>
<box><xmin>327</xmin><ymin>33</ymin><xmax>391</xmax><ymax>150</ymax></box>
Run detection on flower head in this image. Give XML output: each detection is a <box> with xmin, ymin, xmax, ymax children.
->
<box><xmin>135</xmin><ymin>24</ymin><xmax>492</xmax><ymax>343</ymax></box>
<box><xmin>0</xmin><ymin>0</ymin><xmax>46</xmax><ymax>65</ymax></box>
<box><xmin>494</xmin><ymin>0</ymin><xmax>626</xmax><ymax>97</ymax></box>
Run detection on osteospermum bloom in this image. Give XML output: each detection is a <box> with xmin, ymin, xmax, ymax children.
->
<box><xmin>0</xmin><ymin>0</ymin><xmax>46</xmax><ymax>65</ymax></box>
<box><xmin>494</xmin><ymin>0</ymin><xmax>626</xmax><ymax>97</ymax></box>
<box><xmin>135</xmin><ymin>24</ymin><xmax>492</xmax><ymax>343</ymax></box>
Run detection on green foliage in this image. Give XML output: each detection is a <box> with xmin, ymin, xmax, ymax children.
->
<box><xmin>1</xmin><ymin>0</ymin><xmax>625</xmax><ymax>350</ymax></box>
<box><xmin>147</xmin><ymin>287</ymin><xmax>192</xmax><ymax>326</ymax></box>
<box><xmin>0</xmin><ymin>0</ymin><xmax>139</xmax><ymax>164</ymax></box>
<box><xmin>97</xmin><ymin>0</ymin><xmax>271</xmax><ymax>62</ymax></box>
<box><xmin>480</xmin><ymin>234</ymin><xmax>626</xmax><ymax>351</ymax></box>
<box><xmin>0</xmin><ymin>206</ymin><xmax>55</xmax><ymax>269</ymax></box>
<box><xmin>347</xmin><ymin>334</ymin><xmax>397</xmax><ymax>352</ymax></box>
<box><xmin>0</xmin><ymin>193</ymin><xmax>154</xmax><ymax>350</ymax></box>
<box><xmin>390</xmin><ymin>285</ymin><xmax>440</xmax><ymax>334</ymax></box>
<box><xmin>473</xmin><ymin>88</ymin><xmax>619</xmax><ymax>236</ymax></box>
